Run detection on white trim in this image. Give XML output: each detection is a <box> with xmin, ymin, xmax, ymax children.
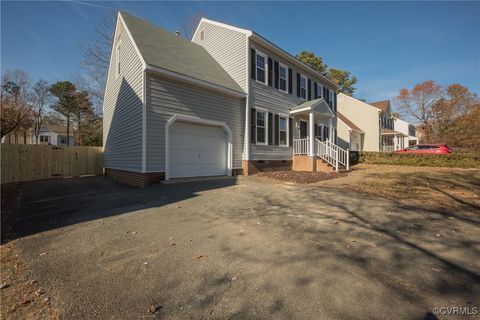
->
<box><xmin>278</xmin><ymin>113</ymin><xmax>289</xmax><ymax>147</ymax></box>
<box><xmin>164</xmin><ymin>114</ymin><xmax>233</xmax><ymax>181</ymax></box>
<box><xmin>141</xmin><ymin>71</ymin><xmax>147</xmax><ymax>173</ymax></box>
<box><xmin>299</xmin><ymin>74</ymin><xmax>307</xmax><ymax>100</ymax></box>
<box><xmin>193</xmin><ymin>18</ymin><xmax>253</xmax><ymax>39</ymax></box>
<box><xmin>254</xmin><ymin>50</ymin><xmax>268</xmax><ymax>85</ymax></box>
<box><xmin>244</xmin><ymin>37</ymin><xmax>251</xmax><ymax>160</ymax></box>
<box><xmin>145</xmin><ymin>64</ymin><xmax>246</xmax><ymax>98</ymax></box>
<box><xmin>118</xmin><ymin>12</ymin><xmax>147</xmax><ymax>69</ymax></box>
<box><xmin>115</xmin><ymin>40</ymin><xmax>122</xmax><ymax>78</ymax></box>
<box><xmin>289</xmin><ymin>99</ymin><xmax>335</xmax><ymax>117</ymax></box>
<box><xmin>278</xmin><ymin>62</ymin><xmax>288</xmax><ymax>93</ymax></box>
<box><xmin>255</xmin><ymin>108</ymin><xmax>268</xmax><ymax>145</ymax></box>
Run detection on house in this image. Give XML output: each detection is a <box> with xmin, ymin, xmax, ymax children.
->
<box><xmin>369</xmin><ymin>100</ymin><xmax>409</xmax><ymax>151</ymax></box>
<box><xmin>337</xmin><ymin>93</ymin><xmax>411</xmax><ymax>152</ymax></box>
<box><xmin>393</xmin><ymin>117</ymin><xmax>419</xmax><ymax>148</ymax></box>
<box><xmin>1</xmin><ymin>124</ymin><xmax>75</xmax><ymax>146</ymax></box>
<box><xmin>103</xmin><ymin>12</ymin><xmax>347</xmax><ymax>186</ymax></box>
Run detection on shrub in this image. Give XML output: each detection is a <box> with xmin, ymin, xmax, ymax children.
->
<box><xmin>358</xmin><ymin>152</ymin><xmax>480</xmax><ymax>169</ymax></box>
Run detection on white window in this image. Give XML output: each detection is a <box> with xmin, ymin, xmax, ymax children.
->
<box><xmin>40</xmin><ymin>135</ymin><xmax>49</xmax><ymax>143</ymax></box>
<box><xmin>329</xmin><ymin>89</ymin><xmax>334</xmax><ymax>109</ymax></box>
<box><xmin>256</xmin><ymin>109</ymin><xmax>267</xmax><ymax>144</ymax></box>
<box><xmin>299</xmin><ymin>74</ymin><xmax>307</xmax><ymax>100</ymax></box>
<box><xmin>256</xmin><ymin>52</ymin><xmax>267</xmax><ymax>84</ymax></box>
<box><xmin>279</xmin><ymin>63</ymin><xmax>288</xmax><ymax>92</ymax></box>
<box><xmin>279</xmin><ymin>115</ymin><xmax>288</xmax><ymax>146</ymax></box>
<box><xmin>116</xmin><ymin>40</ymin><xmax>122</xmax><ymax>78</ymax></box>
<box><xmin>316</xmin><ymin>83</ymin><xmax>323</xmax><ymax>99</ymax></box>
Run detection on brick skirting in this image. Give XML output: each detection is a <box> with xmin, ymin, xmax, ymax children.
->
<box><xmin>242</xmin><ymin>160</ymin><xmax>292</xmax><ymax>175</ymax></box>
<box><xmin>105</xmin><ymin>168</ymin><xmax>164</xmax><ymax>187</ymax></box>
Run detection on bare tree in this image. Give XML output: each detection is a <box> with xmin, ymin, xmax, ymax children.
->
<box><xmin>396</xmin><ymin>80</ymin><xmax>443</xmax><ymax>143</ymax></box>
<box><xmin>78</xmin><ymin>11</ymin><xmax>115</xmax><ymax>111</ymax></box>
<box><xmin>1</xmin><ymin>69</ymin><xmax>32</xmax><ymax>138</ymax></box>
<box><xmin>183</xmin><ymin>13</ymin><xmax>203</xmax><ymax>40</ymax></box>
<box><xmin>31</xmin><ymin>79</ymin><xmax>51</xmax><ymax>144</ymax></box>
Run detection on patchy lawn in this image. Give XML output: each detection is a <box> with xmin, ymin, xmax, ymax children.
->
<box><xmin>254</xmin><ymin>170</ymin><xmax>346</xmax><ymax>184</ymax></box>
<box><xmin>342</xmin><ymin>164</ymin><xmax>480</xmax><ymax>213</ymax></box>
<box><xmin>1</xmin><ymin>183</ymin><xmax>60</xmax><ymax>320</ymax></box>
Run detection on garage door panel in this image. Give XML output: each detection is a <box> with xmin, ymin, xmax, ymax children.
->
<box><xmin>169</xmin><ymin>121</ymin><xmax>228</xmax><ymax>178</ymax></box>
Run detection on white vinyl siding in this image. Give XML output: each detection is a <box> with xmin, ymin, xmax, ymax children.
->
<box><xmin>192</xmin><ymin>21</ymin><xmax>247</xmax><ymax>91</ymax></box>
<box><xmin>145</xmin><ymin>73</ymin><xmax>244</xmax><ymax>171</ymax></box>
<box><xmin>103</xmin><ymin>19</ymin><xmax>144</xmax><ymax>172</ymax></box>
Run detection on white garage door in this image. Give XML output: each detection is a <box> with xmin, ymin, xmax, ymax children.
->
<box><xmin>169</xmin><ymin>121</ymin><xmax>228</xmax><ymax>178</ymax></box>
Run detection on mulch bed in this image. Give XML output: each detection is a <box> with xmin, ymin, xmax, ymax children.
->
<box><xmin>254</xmin><ymin>170</ymin><xmax>347</xmax><ymax>184</ymax></box>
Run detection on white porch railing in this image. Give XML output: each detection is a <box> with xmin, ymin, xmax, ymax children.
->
<box><xmin>293</xmin><ymin>138</ymin><xmax>349</xmax><ymax>171</ymax></box>
<box><xmin>381</xmin><ymin>145</ymin><xmax>395</xmax><ymax>152</ymax></box>
<box><xmin>293</xmin><ymin>138</ymin><xmax>309</xmax><ymax>155</ymax></box>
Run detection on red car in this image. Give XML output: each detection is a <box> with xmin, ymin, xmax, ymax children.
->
<box><xmin>396</xmin><ymin>144</ymin><xmax>453</xmax><ymax>154</ymax></box>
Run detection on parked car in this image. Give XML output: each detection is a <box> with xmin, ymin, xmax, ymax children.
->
<box><xmin>396</xmin><ymin>144</ymin><xmax>453</xmax><ymax>154</ymax></box>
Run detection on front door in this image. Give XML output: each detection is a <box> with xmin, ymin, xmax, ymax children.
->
<box><xmin>299</xmin><ymin>121</ymin><xmax>308</xmax><ymax>139</ymax></box>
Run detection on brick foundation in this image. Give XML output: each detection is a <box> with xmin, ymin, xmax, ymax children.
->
<box><xmin>105</xmin><ymin>168</ymin><xmax>164</xmax><ymax>187</ymax></box>
<box><xmin>242</xmin><ymin>160</ymin><xmax>292</xmax><ymax>175</ymax></box>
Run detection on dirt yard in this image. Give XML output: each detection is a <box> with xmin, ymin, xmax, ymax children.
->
<box><xmin>254</xmin><ymin>170</ymin><xmax>346</xmax><ymax>184</ymax></box>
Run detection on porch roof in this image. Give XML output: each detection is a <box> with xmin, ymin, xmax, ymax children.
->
<box><xmin>289</xmin><ymin>98</ymin><xmax>334</xmax><ymax>119</ymax></box>
<box><xmin>381</xmin><ymin>128</ymin><xmax>407</xmax><ymax>136</ymax></box>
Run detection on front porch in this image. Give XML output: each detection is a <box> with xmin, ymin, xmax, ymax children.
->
<box><xmin>380</xmin><ymin>129</ymin><xmax>408</xmax><ymax>152</ymax></box>
<box><xmin>290</xmin><ymin>98</ymin><xmax>349</xmax><ymax>172</ymax></box>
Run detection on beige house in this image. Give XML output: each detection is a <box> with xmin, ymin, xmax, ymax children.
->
<box><xmin>337</xmin><ymin>94</ymin><xmax>412</xmax><ymax>152</ymax></box>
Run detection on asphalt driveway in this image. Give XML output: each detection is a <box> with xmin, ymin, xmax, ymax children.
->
<box><xmin>9</xmin><ymin>176</ymin><xmax>480</xmax><ymax>319</ymax></box>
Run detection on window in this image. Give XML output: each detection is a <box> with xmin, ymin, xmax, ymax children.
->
<box><xmin>279</xmin><ymin>63</ymin><xmax>288</xmax><ymax>92</ymax></box>
<box><xmin>200</xmin><ymin>29</ymin><xmax>205</xmax><ymax>41</ymax></box>
<box><xmin>329</xmin><ymin>89</ymin><xmax>334</xmax><ymax>109</ymax></box>
<box><xmin>256</xmin><ymin>52</ymin><xmax>267</xmax><ymax>84</ymax></box>
<box><xmin>316</xmin><ymin>84</ymin><xmax>323</xmax><ymax>99</ymax></box>
<box><xmin>116</xmin><ymin>40</ymin><xmax>122</xmax><ymax>77</ymax></box>
<box><xmin>256</xmin><ymin>109</ymin><xmax>267</xmax><ymax>144</ymax></box>
<box><xmin>59</xmin><ymin>136</ymin><xmax>67</xmax><ymax>145</ymax></box>
<box><xmin>299</xmin><ymin>75</ymin><xmax>307</xmax><ymax>100</ymax></box>
<box><xmin>279</xmin><ymin>116</ymin><xmax>288</xmax><ymax>146</ymax></box>
<box><xmin>40</xmin><ymin>135</ymin><xmax>49</xmax><ymax>143</ymax></box>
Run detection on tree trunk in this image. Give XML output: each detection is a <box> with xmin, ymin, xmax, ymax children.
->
<box><xmin>66</xmin><ymin>115</ymin><xmax>70</xmax><ymax>146</ymax></box>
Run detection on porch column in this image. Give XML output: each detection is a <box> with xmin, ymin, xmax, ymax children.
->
<box><xmin>309</xmin><ymin>112</ymin><xmax>315</xmax><ymax>156</ymax></box>
<box><xmin>394</xmin><ymin>135</ymin><xmax>398</xmax><ymax>151</ymax></box>
<box><xmin>328</xmin><ymin>118</ymin><xmax>333</xmax><ymax>142</ymax></box>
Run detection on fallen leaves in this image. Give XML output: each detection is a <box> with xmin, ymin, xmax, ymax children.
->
<box><xmin>193</xmin><ymin>255</ymin><xmax>207</xmax><ymax>261</ymax></box>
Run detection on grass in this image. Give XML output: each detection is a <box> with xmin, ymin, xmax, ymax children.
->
<box><xmin>345</xmin><ymin>164</ymin><xmax>480</xmax><ymax>212</ymax></box>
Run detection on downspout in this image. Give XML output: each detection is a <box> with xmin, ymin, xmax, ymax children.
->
<box><xmin>244</xmin><ymin>36</ymin><xmax>251</xmax><ymax>162</ymax></box>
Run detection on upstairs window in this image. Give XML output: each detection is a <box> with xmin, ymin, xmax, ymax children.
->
<box><xmin>256</xmin><ymin>52</ymin><xmax>267</xmax><ymax>84</ymax></box>
<box><xmin>316</xmin><ymin>83</ymin><xmax>323</xmax><ymax>98</ymax></box>
<box><xmin>279</xmin><ymin>63</ymin><xmax>288</xmax><ymax>92</ymax></box>
<box><xmin>299</xmin><ymin>75</ymin><xmax>307</xmax><ymax>100</ymax></box>
<box><xmin>256</xmin><ymin>109</ymin><xmax>267</xmax><ymax>144</ymax></box>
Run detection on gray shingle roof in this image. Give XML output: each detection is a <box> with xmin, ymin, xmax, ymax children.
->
<box><xmin>120</xmin><ymin>12</ymin><xmax>244</xmax><ymax>94</ymax></box>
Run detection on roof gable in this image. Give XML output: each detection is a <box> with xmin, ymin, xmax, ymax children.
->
<box><xmin>369</xmin><ymin>100</ymin><xmax>391</xmax><ymax>113</ymax></box>
<box><xmin>119</xmin><ymin>12</ymin><xmax>244</xmax><ymax>94</ymax></box>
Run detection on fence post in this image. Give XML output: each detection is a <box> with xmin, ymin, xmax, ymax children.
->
<box><xmin>335</xmin><ymin>149</ymin><xmax>339</xmax><ymax>172</ymax></box>
<box><xmin>346</xmin><ymin>149</ymin><xmax>350</xmax><ymax>171</ymax></box>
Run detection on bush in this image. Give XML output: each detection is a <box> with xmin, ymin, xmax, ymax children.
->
<box><xmin>358</xmin><ymin>152</ymin><xmax>480</xmax><ymax>169</ymax></box>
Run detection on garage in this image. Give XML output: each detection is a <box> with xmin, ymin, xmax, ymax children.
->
<box><xmin>168</xmin><ymin>121</ymin><xmax>229</xmax><ymax>179</ymax></box>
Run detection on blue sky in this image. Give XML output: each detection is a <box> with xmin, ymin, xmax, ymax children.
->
<box><xmin>2</xmin><ymin>1</ymin><xmax>479</xmax><ymax>102</ymax></box>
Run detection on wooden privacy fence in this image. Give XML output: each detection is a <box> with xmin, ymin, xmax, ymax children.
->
<box><xmin>1</xmin><ymin>144</ymin><xmax>103</xmax><ymax>184</ymax></box>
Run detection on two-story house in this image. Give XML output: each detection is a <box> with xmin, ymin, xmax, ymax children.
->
<box><xmin>369</xmin><ymin>100</ymin><xmax>408</xmax><ymax>152</ymax></box>
<box><xmin>103</xmin><ymin>12</ymin><xmax>347</xmax><ymax>186</ymax></box>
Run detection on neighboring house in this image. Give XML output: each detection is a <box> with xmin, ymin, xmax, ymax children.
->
<box><xmin>393</xmin><ymin>117</ymin><xmax>419</xmax><ymax>148</ymax></box>
<box><xmin>337</xmin><ymin>93</ymin><xmax>382</xmax><ymax>152</ymax></box>
<box><xmin>336</xmin><ymin>111</ymin><xmax>364</xmax><ymax>151</ymax></box>
<box><xmin>103</xmin><ymin>12</ymin><xmax>346</xmax><ymax>186</ymax></box>
<box><xmin>1</xmin><ymin>124</ymin><xmax>75</xmax><ymax>146</ymax></box>
<box><xmin>369</xmin><ymin>100</ymin><xmax>408</xmax><ymax>152</ymax></box>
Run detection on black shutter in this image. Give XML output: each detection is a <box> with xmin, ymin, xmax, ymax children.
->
<box><xmin>323</xmin><ymin>86</ymin><xmax>327</xmax><ymax>100</ymax></box>
<box><xmin>288</xmin><ymin>68</ymin><xmax>293</xmax><ymax>94</ymax></box>
<box><xmin>314</xmin><ymin>123</ymin><xmax>318</xmax><ymax>138</ymax></box>
<box><xmin>334</xmin><ymin>92</ymin><xmax>337</xmax><ymax>112</ymax></box>
<box><xmin>308</xmin><ymin>79</ymin><xmax>312</xmax><ymax>100</ymax></box>
<box><xmin>250</xmin><ymin>108</ymin><xmax>256</xmax><ymax>143</ymax></box>
<box><xmin>274</xmin><ymin>114</ymin><xmax>279</xmax><ymax>146</ymax></box>
<box><xmin>268</xmin><ymin>112</ymin><xmax>274</xmax><ymax>145</ymax></box>
<box><xmin>250</xmin><ymin>48</ymin><xmax>256</xmax><ymax>80</ymax></box>
<box><xmin>314</xmin><ymin>83</ymin><xmax>318</xmax><ymax>99</ymax></box>
<box><xmin>274</xmin><ymin>61</ymin><xmax>279</xmax><ymax>89</ymax></box>
<box><xmin>267</xmin><ymin>57</ymin><xmax>273</xmax><ymax>87</ymax></box>
<box><xmin>296</xmin><ymin>73</ymin><xmax>300</xmax><ymax>97</ymax></box>
<box><xmin>288</xmin><ymin>118</ymin><xmax>293</xmax><ymax>146</ymax></box>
